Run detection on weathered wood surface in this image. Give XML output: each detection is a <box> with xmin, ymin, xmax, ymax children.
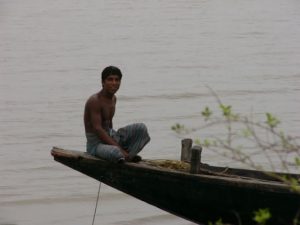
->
<box><xmin>51</xmin><ymin>147</ymin><xmax>300</xmax><ymax>225</ymax></box>
<box><xmin>190</xmin><ymin>145</ymin><xmax>202</xmax><ymax>174</ymax></box>
<box><xmin>181</xmin><ymin>138</ymin><xmax>193</xmax><ymax>162</ymax></box>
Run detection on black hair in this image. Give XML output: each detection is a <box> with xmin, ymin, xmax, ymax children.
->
<box><xmin>101</xmin><ymin>66</ymin><xmax>122</xmax><ymax>82</ymax></box>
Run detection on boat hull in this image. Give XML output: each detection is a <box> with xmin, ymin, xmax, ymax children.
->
<box><xmin>51</xmin><ymin>148</ymin><xmax>300</xmax><ymax>225</ymax></box>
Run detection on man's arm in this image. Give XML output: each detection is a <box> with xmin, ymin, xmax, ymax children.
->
<box><xmin>89</xmin><ymin>100</ymin><xmax>128</xmax><ymax>158</ymax></box>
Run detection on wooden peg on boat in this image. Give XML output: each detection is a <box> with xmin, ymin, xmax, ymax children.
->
<box><xmin>190</xmin><ymin>145</ymin><xmax>202</xmax><ymax>174</ymax></box>
<box><xmin>181</xmin><ymin>138</ymin><xmax>193</xmax><ymax>162</ymax></box>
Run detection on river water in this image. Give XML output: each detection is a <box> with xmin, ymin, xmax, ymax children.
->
<box><xmin>1</xmin><ymin>0</ymin><xmax>300</xmax><ymax>224</ymax></box>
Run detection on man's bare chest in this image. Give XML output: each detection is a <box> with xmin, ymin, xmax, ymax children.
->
<box><xmin>100</xmin><ymin>102</ymin><xmax>115</xmax><ymax>120</ymax></box>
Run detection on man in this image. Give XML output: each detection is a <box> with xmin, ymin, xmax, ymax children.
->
<box><xmin>84</xmin><ymin>66</ymin><xmax>150</xmax><ymax>163</ymax></box>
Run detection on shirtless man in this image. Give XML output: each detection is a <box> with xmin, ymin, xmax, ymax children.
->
<box><xmin>84</xmin><ymin>66</ymin><xmax>150</xmax><ymax>163</ymax></box>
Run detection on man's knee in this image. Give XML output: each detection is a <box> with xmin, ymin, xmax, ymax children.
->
<box><xmin>110</xmin><ymin>146</ymin><xmax>123</xmax><ymax>156</ymax></box>
<box><xmin>135</xmin><ymin>123</ymin><xmax>148</xmax><ymax>133</ymax></box>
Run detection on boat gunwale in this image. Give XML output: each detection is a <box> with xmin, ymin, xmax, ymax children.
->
<box><xmin>51</xmin><ymin>147</ymin><xmax>299</xmax><ymax>193</ymax></box>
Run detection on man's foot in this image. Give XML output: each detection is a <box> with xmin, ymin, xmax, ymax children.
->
<box><xmin>132</xmin><ymin>155</ymin><xmax>142</xmax><ymax>162</ymax></box>
<box><xmin>127</xmin><ymin>155</ymin><xmax>142</xmax><ymax>163</ymax></box>
<box><xmin>117</xmin><ymin>157</ymin><xmax>125</xmax><ymax>164</ymax></box>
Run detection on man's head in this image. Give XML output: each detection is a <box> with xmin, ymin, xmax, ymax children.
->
<box><xmin>101</xmin><ymin>66</ymin><xmax>122</xmax><ymax>83</ymax></box>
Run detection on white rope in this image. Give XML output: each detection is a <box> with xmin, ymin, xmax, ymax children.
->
<box><xmin>92</xmin><ymin>182</ymin><xmax>102</xmax><ymax>225</ymax></box>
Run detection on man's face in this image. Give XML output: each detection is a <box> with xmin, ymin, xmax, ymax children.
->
<box><xmin>102</xmin><ymin>74</ymin><xmax>121</xmax><ymax>94</ymax></box>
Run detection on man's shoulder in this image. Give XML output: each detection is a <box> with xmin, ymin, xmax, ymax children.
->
<box><xmin>86</xmin><ymin>92</ymin><xmax>116</xmax><ymax>106</ymax></box>
<box><xmin>87</xmin><ymin>93</ymin><xmax>98</xmax><ymax>101</ymax></box>
<box><xmin>88</xmin><ymin>92</ymin><xmax>104</xmax><ymax>101</ymax></box>
<box><xmin>86</xmin><ymin>93</ymin><xmax>102</xmax><ymax>107</ymax></box>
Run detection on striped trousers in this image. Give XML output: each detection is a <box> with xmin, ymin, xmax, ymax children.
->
<box><xmin>86</xmin><ymin>123</ymin><xmax>150</xmax><ymax>162</ymax></box>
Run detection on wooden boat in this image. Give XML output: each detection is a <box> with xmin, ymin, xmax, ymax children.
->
<box><xmin>51</xmin><ymin>144</ymin><xmax>300</xmax><ymax>225</ymax></box>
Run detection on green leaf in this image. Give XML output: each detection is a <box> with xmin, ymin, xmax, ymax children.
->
<box><xmin>201</xmin><ymin>106</ymin><xmax>212</xmax><ymax>119</ymax></box>
<box><xmin>289</xmin><ymin>177</ymin><xmax>300</xmax><ymax>192</ymax></box>
<box><xmin>265</xmin><ymin>113</ymin><xmax>280</xmax><ymax>128</ymax></box>
<box><xmin>194</xmin><ymin>139</ymin><xmax>201</xmax><ymax>145</ymax></box>
<box><xmin>208</xmin><ymin>218</ymin><xmax>224</xmax><ymax>225</ymax></box>
<box><xmin>215</xmin><ymin>218</ymin><xmax>224</xmax><ymax>225</ymax></box>
<box><xmin>220</xmin><ymin>104</ymin><xmax>232</xmax><ymax>118</ymax></box>
<box><xmin>253</xmin><ymin>208</ymin><xmax>271</xmax><ymax>225</ymax></box>
<box><xmin>295</xmin><ymin>157</ymin><xmax>300</xmax><ymax>166</ymax></box>
<box><xmin>242</xmin><ymin>128</ymin><xmax>253</xmax><ymax>137</ymax></box>
<box><xmin>171</xmin><ymin>123</ymin><xmax>185</xmax><ymax>133</ymax></box>
<box><xmin>203</xmin><ymin>139</ymin><xmax>211</xmax><ymax>147</ymax></box>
